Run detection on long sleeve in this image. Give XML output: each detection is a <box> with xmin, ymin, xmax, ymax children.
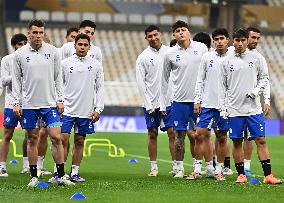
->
<box><xmin>251</xmin><ymin>56</ymin><xmax>269</xmax><ymax>97</ymax></box>
<box><xmin>218</xmin><ymin>61</ymin><xmax>228</xmax><ymax>111</ymax></box>
<box><xmin>54</xmin><ymin>50</ymin><xmax>63</xmax><ymax>102</ymax></box>
<box><xmin>194</xmin><ymin>55</ymin><xmax>207</xmax><ymax>104</ymax></box>
<box><xmin>260</xmin><ymin>56</ymin><xmax>270</xmax><ymax>105</ymax></box>
<box><xmin>1</xmin><ymin>57</ymin><xmax>12</xmax><ymax>87</ymax></box>
<box><xmin>160</xmin><ymin>55</ymin><xmax>171</xmax><ymax>111</ymax></box>
<box><xmin>11</xmin><ymin>52</ymin><xmax>22</xmax><ymax>105</ymax></box>
<box><xmin>94</xmin><ymin>64</ymin><xmax>104</xmax><ymax>113</ymax></box>
<box><xmin>135</xmin><ymin>57</ymin><xmax>153</xmax><ymax>111</ymax></box>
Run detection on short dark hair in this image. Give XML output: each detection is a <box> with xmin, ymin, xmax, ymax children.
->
<box><xmin>212</xmin><ymin>28</ymin><xmax>229</xmax><ymax>39</ymax></box>
<box><xmin>233</xmin><ymin>28</ymin><xmax>248</xmax><ymax>39</ymax></box>
<box><xmin>79</xmin><ymin>20</ymin><xmax>96</xmax><ymax>30</ymax></box>
<box><xmin>144</xmin><ymin>25</ymin><xmax>160</xmax><ymax>35</ymax></box>
<box><xmin>75</xmin><ymin>33</ymin><xmax>90</xmax><ymax>44</ymax></box>
<box><xmin>66</xmin><ymin>27</ymin><xmax>79</xmax><ymax>37</ymax></box>
<box><xmin>172</xmin><ymin>20</ymin><xmax>190</xmax><ymax>32</ymax></box>
<box><xmin>11</xmin><ymin>33</ymin><xmax>28</xmax><ymax>46</ymax></box>
<box><xmin>170</xmin><ymin>39</ymin><xmax>177</xmax><ymax>47</ymax></box>
<box><xmin>193</xmin><ymin>32</ymin><xmax>211</xmax><ymax>49</ymax></box>
<box><xmin>28</xmin><ymin>19</ymin><xmax>45</xmax><ymax>30</ymax></box>
<box><xmin>246</xmin><ymin>27</ymin><xmax>261</xmax><ymax>34</ymax></box>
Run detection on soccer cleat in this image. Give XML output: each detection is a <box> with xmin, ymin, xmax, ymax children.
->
<box><xmin>58</xmin><ymin>174</ymin><xmax>75</xmax><ymax>186</ymax></box>
<box><xmin>186</xmin><ymin>172</ymin><xmax>202</xmax><ymax>180</ymax></box>
<box><xmin>21</xmin><ymin>167</ymin><xmax>30</xmax><ymax>174</ymax></box>
<box><xmin>148</xmin><ymin>169</ymin><xmax>158</xmax><ymax>177</ymax></box>
<box><xmin>48</xmin><ymin>172</ymin><xmax>59</xmax><ymax>184</ymax></box>
<box><xmin>0</xmin><ymin>169</ymin><xmax>8</xmax><ymax>177</ymax></box>
<box><xmin>235</xmin><ymin>174</ymin><xmax>247</xmax><ymax>183</ymax></box>
<box><xmin>37</xmin><ymin>168</ymin><xmax>52</xmax><ymax>177</ymax></box>
<box><xmin>215</xmin><ymin>172</ymin><xmax>226</xmax><ymax>181</ymax></box>
<box><xmin>173</xmin><ymin>169</ymin><xmax>184</xmax><ymax>178</ymax></box>
<box><xmin>70</xmin><ymin>174</ymin><xmax>86</xmax><ymax>182</ymax></box>
<box><xmin>27</xmin><ymin>177</ymin><xmax>39</xmax><ymax>188</ymax></box>
<box><xmin>263</xmin><ymin>174</ymin><xmax>282</xmax><ymax>184</ymax></box>
<box><xmin>206</xmin><ymin>169</ymin><xmax>215</xmax><ymax>178</ymax></box>
<box><xmin>223</xmin><ymin>167</ymin><xmax>233</xmax><ymax>176</ymax></box>
<box><xmin>244</xmin><ymin>169</ymin><xmax>255</xmax><ymax>177</ymax></box>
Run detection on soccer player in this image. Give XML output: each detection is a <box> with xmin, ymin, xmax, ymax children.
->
<box><xmin>60</xmin><ymin>33</ymin><xmax>104</xmax><ymax>182</ymax></box>
<box><xmin>219</xmin><ymin>28</ymin><xmax>281</xmax><ymax>184</ymax></box>
<box><xmin>12</xmin><ymin>20</ymin><xmax>74</xmax><ymax>187</ymax></box>
<box><xmin>136</xmin><ymin>25</ymin><xmax>176</xmax><ymax>177</ymax></box>
<box><xmin>160</xmin><ymin>21</ymin><xmax>207</xmax><ymax>178</ymax></box>
<box><xmin>60</xmin><ymin>20</ymin><xmax>102</xmax><ymax>63</ymax></box>
<box><xmin>188</xmin><ymin>28</ymin><xmax>231</xmax><ymax>181</ymax></box>
<box><xmin>65</xmin><ymin>27</ymin><xmax>79</xmax><ymax>42</ymax></box>
<box><xmin>241</xmin><ymin>27</ymin><xmax>271</xmax><ymax>177</ymax></box>
<box><xmin>0</xmin><ymin>33</ymin><xmax>28</xmax><ymax>177</ymax></box>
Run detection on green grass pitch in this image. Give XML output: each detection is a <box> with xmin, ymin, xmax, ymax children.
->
<box><xmin>0</xmin><ymin>130</ymin><xmax>284</xmax><ymax>203</ymax></box>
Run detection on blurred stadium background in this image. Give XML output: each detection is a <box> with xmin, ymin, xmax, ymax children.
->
<box><xmin>0</xmin><ymin>0</ymin><xmax>284</xmax><ymax>134</ymax></box>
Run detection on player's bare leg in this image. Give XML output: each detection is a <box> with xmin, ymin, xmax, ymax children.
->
<box><xmin>243</xmin><ymin>136</ymin><xmax>254</xmax><ymax>177</ymax></box>
<box><xmin>148</xmin><ymin>127</ymin><xmax>158</xmax><ymax>176</ymax></box>
<box><xmin>21</xmin><ymin>131</ymin><xmax>29</xmax><ymax>174</ymax></box>
<box><xmin>167</xmin><ymin>127</ymin><xmax>177</xmax><ymax>175</ymax></box>
<box><xmin>70</xmin><ymin>134</ymin><xmax>86</xmax><ymax>182</ymax></box>
<box><xmin>0</xmin><ymin>127</ymin><xmax>15</xmax><ymax>177</ymax></box>
<box><xmin>37</xmin><ymin>127</ymin><xmax>51</xmax><ymax>176</ymax></box>
<box><xmin>174</xmin><ymin>130</ymin><xmax>186</xmax><ymax>178</ymax></box>
<box><xmin>186</xmin><ymin>129</ymin><xmax>196</xmax><ymax>168</ymax></box>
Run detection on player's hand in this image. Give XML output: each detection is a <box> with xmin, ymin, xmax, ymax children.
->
<box><xmin>92</xmin><ymin>112</ymin><xmax>100</xmax><ymax>123</ymax></box>
<box><xmin>194</xmin><ymin>103</ymin><xmax>201</xmax><ymax>114</ymax></box>
<box><xmin>220</xmin><ymin>109</ymin><xmax>229</xmax><ymax>119</ymax></box>
<box><xmin>56</xmin><ymin>102</ymin><xmax>64</xmax><ymax>115</ymax></box>
<box><xmin>13</xmin><ymin>104</ymin><xmax>22</xmax><ymax>118</ymax></box>
<box><xmin>161</xmin><ymin>111</ymin><xmax>167</xmax><ymax>116</ymax></box>
<box><xmin>263</xmin><ymin>104</ymin><xmax>270</xmax><ymax>117</ymax></box>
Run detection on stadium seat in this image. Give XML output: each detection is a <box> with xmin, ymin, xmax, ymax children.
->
<box><xmin>19</xmin><ymin>10</ymin><xmax>34</xmax><ymax>21</ymax></box>
<box><xmin>113</xmin><ymin>13</ymin><xmax>128</xmax><ymax>24</ymax></box>
<box><xmin>144</xmin><ymin>14</ymin><xmax>158</xmax><ymax>24</ymax></box>
<box><xmin>189</xmin><ymin>16</ymin><xmax>205</xmax><ymax>27</ymax></box>
<box><xmin>175</xmin><ymin>15</ymin><xmax>189</xmax><ymax>23</ymax></box>
<box><xmin>82</xmin><ymin>12</ymin><xmax>96</xmax><ymax>21</ymax></box>
<box><xmin>66</xmin><ymin>12</ymin><xmax>81</xmax><ymax>23</ymax></box>
<box><xmin>35</xmin><ymin>10</ymin><xmax>50</xmax><ymax>21</ymax></box>
<box><xmin>128</xmin><ymin>14</ymin><xmax>143</xmax><ymax>24</ymax></box>
<box><xmin>97</xmin><ymin>12</ymin><xmax>112</xmax><ymax>23</ymax></box>
<box><xmin>159</xmin><ymin>14</ymin><xmax>174</xmax><ymax>25</ymax></box>
<box><xmin>51</xmin><ymin>11</ymin><xmax>65</xmax><ymax>22</ymax></box>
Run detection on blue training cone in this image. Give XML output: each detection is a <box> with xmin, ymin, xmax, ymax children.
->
<box><xmin>70</xmin><ymin>193</ymin><xmax>86</xmax><ymax>200</ymax></box>
<box><xmin>128</xmin><ymin>158</ymin><xmax>138</xmax><ymax>163</ymax></box>
<box><xmin>9</xmin><ymin>160</ymin><xmax>18</xmax><ymax>164</ymax></box>
<box><xmin>36</xmin><ymin>182</ymin><xmax>49</xmax><ymax>188</ymax></box>
<box><xmin>248</xmin><ymin>179</ymin><xmax>262</xmax><ymax>185</ymax></box>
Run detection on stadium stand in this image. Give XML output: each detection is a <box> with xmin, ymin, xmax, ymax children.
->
<box><xmin>266</xmin><ymin>0</ymin><xmax>284</xmax><ymax>6</ymax></box>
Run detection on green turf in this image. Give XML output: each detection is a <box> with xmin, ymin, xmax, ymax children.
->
<box><xmin>0</xmin><ymin>130</ymin><xmax>284</xmax><ymax>202</ymax></box>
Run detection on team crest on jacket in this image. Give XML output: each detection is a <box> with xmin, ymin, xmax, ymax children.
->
<box><xmin>229</xmin><ymin>64</ymin><xmax>234</xmax><ymax>72</ymax></box>
<box><xmin>150</xmin><ymin>59</ymin><xmax>154</xmax><ymax>66</ymax></box>
<box><xmin>176</xmin><ymin>55</ymin><xmax>181</xmax><ymax>62</ymax></box>
<box><xmin>248</xmin><ymin>62</ymin><xmax>254</xmax><ymax>68</ymax></box>
<box><xmin>194</xmin><ymin>50</ymin><xmax>198</xmax><ymax>55</ymax></box>
<box><xmin>44</xmin><ymin>53</ymin><xmax>51</xmax><ymax>60</ymax></box>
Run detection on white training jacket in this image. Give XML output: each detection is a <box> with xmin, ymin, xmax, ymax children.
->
<box><xmin>62</xmin><ymin>55</ymin><xmax>104</xmax><ymax>118</ymax></box>
<box><xmin>160</xmin><ymin>41</ymin><xmax>208</xmax><ymax>111</ymax></box>
<box><xmin>219</xmin><ymin>50</ymin><xmax>269</xmax><ymax>117</ymax></box>
<box><xmin>12</xmin><ymin>43</ymin><xmax>63</xmax><ymax>109</ymax></box>
<box><xmin>228</xmin><ymin>46</ymin><xmax>270</xmax><ymax>105</ymax></box>
<box><xmin>194</xmin><ymin>50</ymin><xmax>229</xmax><ymax>109</ymax></box>
<box><xmin>1</xmin><ymin>53</ymin><xmax>16</xmax><ymax>109</ymax></box>
<box><xmin>136</xmin><ymin>44</ymin><xmax>169</xmax><ymax>111</ymax></box>
<box><xmin>60</xmin><ymin>41</ymin><xmax>103</xmax><ymax>63</ymax></box>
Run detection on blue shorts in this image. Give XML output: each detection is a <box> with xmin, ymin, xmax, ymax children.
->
<box><xmin>160</xmin><ymin>105</ymin><xmax>173</xmax><ymax>132</ymax></box>
<box><xmin>228</xmin><ymin>114</ymin><xmax>265</xmax><ymax>140</ymax></box>
<box><xmin>196</xmin><ymin>108</ymin><xmax>229</xmax><ymax>131</ymax></box>
<box><xmin>4</xmin><ymin>108</ymin><xmax>21</xmax><ymax>127</ymax></box>
<box><xmin>22</xmin><ymin>107</ymin><xmax>61</xmax><ymax>129</ymax></box>
<box><xmin>61</xmin><ymin>115</ymin><xmax>94</xmax><ymax>135</ymax></box>
<box><xmin>144</xmin><ymin>108</ymin><xmax>161</xmax><ymax>129</ymax></box>
<box><xmin>172</xmin><ymin>102</ymin><xmax>195</xmax><ymax>131</ymax></box>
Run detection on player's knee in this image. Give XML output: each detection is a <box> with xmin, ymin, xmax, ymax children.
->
<box><xmin>217</xmin><ymin>135</ymin><xmax>227</xmax><ymax>145</ymax></box>
<box><xmin>232</xmin><ymin>139</ymin><xmax>243</xmax><ymax>148</ymax></box>
<box><xmin>50</xmin><ymin>135</ymin><xmax>62</xmax><ymax>146</ymax></box>
<box><xmin>28</xmin><ymin>134</ymin><xmax>38</xmax><ymax>145</ymax></box>
<box><xmin>74</xmin><ymin>137</ymin><xmax>85</xmax><ymax>148</ymax></box>
<box><xmin>255</xmin><ymin>137</ymin><xmax>266</xmax><ymax>146</ymax></box>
